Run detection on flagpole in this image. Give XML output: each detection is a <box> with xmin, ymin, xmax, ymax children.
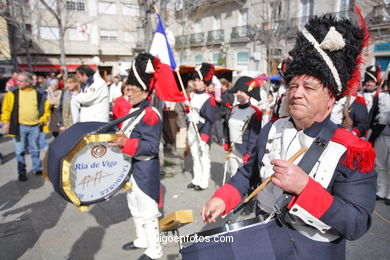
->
<box><xmin>175</xmin><ymin>67</ymin><xmax>202</xmax><ymax>143</ymax></box>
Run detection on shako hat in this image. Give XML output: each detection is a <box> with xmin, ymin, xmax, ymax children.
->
<box><xmin>284</xmin><ymin>6</ymin><xmax>370</xmax><ymax>99</ymax></box>
<box><xmin>229</xmin><ymin>76</ymin><xmax>261</xmax><ymax>101</ymax></box>
<box><xmin>363</xmin><ymin>65</ymin><xmax>381</xmax><ymax>85</ymax></box>
<box><xmin>127</xmin><ymin>52</ymin><xmax>160</xmax><ymax>92</ymax></box>
<box><xmin>194</xmin><ymin>63</ymin><xmax>215</xmax><ymax>85</ymax></box>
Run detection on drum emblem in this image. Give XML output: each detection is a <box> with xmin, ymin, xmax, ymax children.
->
<box><xmin>91</xmin><ymin>145</ymin><xmax>107</xmax><ymax>158</ymax></box>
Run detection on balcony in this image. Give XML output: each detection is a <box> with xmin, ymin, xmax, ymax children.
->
<box><xmin>175</xmin><ymin>35</ymin><xmax>188</xmax><ymax>47</ymax></box>
<box><xmin>189</xmin><ymin>32</ymin><xmax>204</xmax><ymax>46</ymax></box>
<box><xmin>207</xmin><ymin>29</ymin><xmax>224</xmax><ymax>45</ymax></box>
<box><xmin>230</xmin><ymin>25</ymin><xmax>252</xmax><ymax>42</ymax></box>
<box><xmin>182</xmin><ymin>0</ymin><xmax>242</xmax><ymax>11</ymax></box>
<box><xmin>262</xmin><ymin>20</ymin><xmax>288</xmax><ymax>33</ymax></box>
<box><xmin>368</xmin><ymin>5</ymin><xmax>390</xmax><ymax>39</ymax></box>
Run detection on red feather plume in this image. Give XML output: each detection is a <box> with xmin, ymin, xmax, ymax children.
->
<box><xmin>346</xmin><ymin>5</ymin><xmax>371</xmax><ymax>94</ymax></box>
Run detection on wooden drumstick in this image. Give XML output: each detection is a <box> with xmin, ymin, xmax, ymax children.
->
<box><xmin>243</xmin><ymin>145</ymin><xmax>308</xmax><ymax>203</ymax></box>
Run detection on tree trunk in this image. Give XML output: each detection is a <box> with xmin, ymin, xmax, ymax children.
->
<box><xmin>57</xmin><ymin>0</ymin><xmax>67</xmax><ymax>79</ymax></box>
<box><xmin>7</xmin><ymin>23</ymin><xmax>18</xmax><ymax>72</ymax></box>
<box><xmin>58</xmin><ymin>25</ymin><xmax>67</xmax><ymax>79</ymax></box>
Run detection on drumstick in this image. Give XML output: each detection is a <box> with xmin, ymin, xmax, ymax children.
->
<box><xmin>243</xmin><ymin>145</ymin><xmax>308</xmax><ymax>203</ymax></box>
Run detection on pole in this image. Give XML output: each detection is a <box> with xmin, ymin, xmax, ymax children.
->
<box><xmin>175</xmin><ymin>67</ymin><xmax>202</xmax><ymax>143</ymax></box>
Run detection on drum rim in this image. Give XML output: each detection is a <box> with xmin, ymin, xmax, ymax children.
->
<box><xmin>189</xmin><ymin>216</ymin><xmax>268</xmax><ymax>239</ymax></box>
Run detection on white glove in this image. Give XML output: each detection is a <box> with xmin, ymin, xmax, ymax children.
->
<box><xmin>199</xmin><ymin>141</ymin><xmax>208</xmax><ymax>152</ymax></box>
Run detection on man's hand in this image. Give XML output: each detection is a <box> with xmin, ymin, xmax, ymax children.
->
<box><xmin>108</xmin><ymin>132</ymin><xmax>127</xmax><ymax>148</ymax></box>
<box><xmin>201</xmin><ymin>197</ymin><xmax>226</xmax><ymax>223</ymax></box>
<box><xmin>59</xmin><ymin>126</ymin><xmax>66</xmax><ymax>132</ymax></box>
<box><xmin>2</xmin><ymin>122</ymin><xmax>9</xmax><ymax>134</ymax></box>
<box><xmin>271</xmin><ymin>159</ymin><xmax>309</xmax><ymax>195</ymax></box>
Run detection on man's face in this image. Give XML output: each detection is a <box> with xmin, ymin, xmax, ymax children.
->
<box><xmin>127</xmin><ymin>85</ymin><xmax>148</xmax><ymax>105</ymax></box>
<box><xmin>76</xmin><ymin>71</ymin><xmax>88</xmax><ymax>84</ymax></box>
<box><xmin>33</xmin><ymin>75</ymin><xmax>38</xmax><ymax>84</ymax></box>
<box><xmin>16</xmin><ymin>74</ymin><xmax>31</xmax><ymax>89</ymax></box>
<box><xmin>287</xmin><ymin>75</ymin><xmax>335</xmax><ymax>125</ymax></box>
<box><xmin>194</xmin><ymin>78</ymin><xmax>205</xmax><ymax>91</ymax></box>
<box><xmin>114</xmin><ymin>77</ymin><xmax>120</xmax><ymax>84</ymax></box>
<box><xmin>364</xmin><ymin>80</ymin><xmax>376</xmax><ymax>91</ymax></box>
<box><xmin>236</xmin><ymin>90</ymin><xmax>250</xmax><ymax>104</ymax></box>
<box><xmin>12</xmin><ymin>72</ymin><xmax>18</xmax><ymax>79</ymax></box>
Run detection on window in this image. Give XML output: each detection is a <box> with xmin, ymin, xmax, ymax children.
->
<box><xmin>338</xmin><ymin>0</ymin><xmax>351</xmax><ymax>11</ymax></box>
<box><xmin>194</xmin><ymin>21</ymin><xmax>201</xmax><ymax>33</ymax></box>
<box><xmin>270</xmin><ymin>1</ymin><xmax>281</xmax><ymax>21</ymax></box>
<box><xmin>100</xmin><ymin>30</ymin><xmax>117</xmax><ymax>41</ymax></box>
<box><xmin>66</xmin><ymin>0</ymin><xmax>85</xmax><ymax>11</ymax></box>
<box><xmin>98</xmin><ymin>2</ymin><xmax>116</xmax><ymax>15</ymax></box>
<box><xmin>237</xmin><ymin>51</ymin><xmax>249</xmax><ymax>62</ymax></box>
<box><xmin>123</xmin><ymin>32</ymin><xmax>136</xmax><ymax>42</ymax></box>
<box><xmin>213</xmin><ymin>15</ymin><xmax>221</xmax><ymax>30</ymax></box>
<box><xmin>40</xmin><ymin>26</ymin><xmax>59</xmax><ymax>40</ymax></box>
<box><xmin>68</xmin><ymin>28</ymin><xmax>88</xmax><ymax>41</ymax></box>
<box><xmin>195</xmin><ymin>54</ymin><xmax>203</xmax><ymax>65</ymax></box>
<box><xmin>238</xmin><ymin>10</ymin><xmax>247</xmax><ymax>26</ymax></box>
<box><xmin>213</xmin><ymin>53</ymin><xmax>222</xmax><ymax>65</ymax></box>
<box><xmin>300</xmin><ymin>0</ymin><xmax>313</xmax><ymax>24</ymax></box>
<box><xmin>123</xmin><ymin>4</ymin><xmax>139</xmax><ymax>16</ymax></box>
<box><xmin>180</xmin><ymin>54</ymin><xmax>188</xmax><ymax>65</ymax></box>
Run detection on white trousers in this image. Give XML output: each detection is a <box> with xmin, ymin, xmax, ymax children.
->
<box><xmin>187</xmin><ymin>124</ymin><xmax>210</xmax><ymax>189</ymax></box>
<box><xmin>375</xmin><ymin>134</ymin><xmax>390</xmax><ymax>199</ymax></box>
<box><xmin>127</xmin><ymin>175</ymin><xmax>162</xmax><ymax>259</ymax></box>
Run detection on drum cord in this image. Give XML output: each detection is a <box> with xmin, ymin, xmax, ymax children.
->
<box><xmin>373</xmin><ymin>210</ymin><xmax>390</xmax><ymax>226</ymax></box>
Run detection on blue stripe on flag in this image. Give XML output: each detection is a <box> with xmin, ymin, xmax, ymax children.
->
<box><xmin>156</xmin><ymin>14</ymin><xmax>177</xmax><ymax>70</ymax></box>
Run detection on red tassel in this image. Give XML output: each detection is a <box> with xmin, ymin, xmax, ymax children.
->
<box><xmin>346</xmin><ymin>5</ymin><xmax>371</xmax><ymax>94</ymax></box>
<box><xmin>332</xmin><ymin>128</ymin><xmax>376</xmax><ymax>173</ymax></box>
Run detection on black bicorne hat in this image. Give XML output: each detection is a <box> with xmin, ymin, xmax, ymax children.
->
<box><xmin>229</xmin><ymin>76</ymin><xmax>261</xmax><ymax>101</ymax></box>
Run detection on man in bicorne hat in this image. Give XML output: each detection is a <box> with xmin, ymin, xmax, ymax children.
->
<box><xmin>224</xmin><ymin>76</ymin><xmax>262</xmax><ymax>177</ymax></box>
<box><xmin>109</xmin><ymin>53</ymin><xmax>163</xmax><ymax>260</ymax></box>
<box><xmin>186</xmin><ymin>63</ymin><xmax>216</xmax><ymax>191</ymax></box>
<box><xmin>201</xmin><ymin>9</ymin><xmax>376</xmax><ymax>259</ymax></box>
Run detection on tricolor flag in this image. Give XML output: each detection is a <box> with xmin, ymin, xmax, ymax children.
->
<box><xmin>150</xmin><ymin>14</ymin><xmax>186</xmax><ymax>102</ymax></box>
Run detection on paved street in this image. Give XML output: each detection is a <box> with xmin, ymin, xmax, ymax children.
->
<box><xmin>0</xmin><ymin>133</ymin><xmax>390</xmax><ymax>259</ymax></box>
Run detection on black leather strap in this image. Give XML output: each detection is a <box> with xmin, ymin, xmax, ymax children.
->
<box><xmin>274</xmin><ymin>122</ymin><xmax>338</xmax><ymax>226</ymax></box>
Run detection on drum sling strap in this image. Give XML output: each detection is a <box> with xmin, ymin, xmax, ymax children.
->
<box><xmin>274</xmin><ymin>122</ymin><xmax>338</xmax><ymax>226</ymax></box>
<box><xmin>226</xmin><ymin>121</ymin><xmax>338</xmax><ymax>224</ymax></box>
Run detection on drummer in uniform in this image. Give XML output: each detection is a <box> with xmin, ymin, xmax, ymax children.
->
<box><xmin>224</xmin><ymin>76</ymin><xmax>262</xmax><ymax>177</ymax></box>
<box><xmin>109</xmin><ymin>53</ymin><xmax>163</xmax><ymax>260</ymax></box>
<box><xmin>186</xmin><ymin>63</ymin><xmax>216</xmax><ymax>191</ymax></box>
<box><xmin>361</xmin><ymin>65</ymin><xmax>380</xmax><ymax>112</ymax></box>
<box><xmin>201</xmin><ymin>12</ymin><xmax>376</xmax><ymax>259</ymax></box>
<box><xmin>368</xmin><ymin>75</ymin><xmax>390</xmax><ymax>205</ymax></box>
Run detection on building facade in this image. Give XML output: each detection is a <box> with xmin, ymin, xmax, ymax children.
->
<box><xmin>168</xmin><ymin>0</ymin><xmax>389</xmax><ymax>77</ymax></box>
<box><xmin>3</xmin><ymin>0</ymin><xmax>389</xmax><ymax>80</ymax></box>
<box><xmin>12</xmin><ymin>0</ymin><xmax>141</xmax><ymax>77</ymax></box>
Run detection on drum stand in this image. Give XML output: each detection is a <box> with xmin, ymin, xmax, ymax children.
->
<box><xmin>159</xmin><ymin>210</ymin><xmax>194</xmax><ymax>250</ymax></box>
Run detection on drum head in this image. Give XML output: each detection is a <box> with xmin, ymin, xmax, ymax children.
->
<box><xmin>61</xmin><ymin>133</ymin><xmax>131</xmax><ymax>206</ymax></box>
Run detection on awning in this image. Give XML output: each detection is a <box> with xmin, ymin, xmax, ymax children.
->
<box><xmin>178</xmin><ymin>65</ymin><xmax>235</xmax><ymax>74</ymax></box>
<box><xmin>18</xmin><ymin>64</ymin><xmax>97</xmax><ymax>73</ymax></box>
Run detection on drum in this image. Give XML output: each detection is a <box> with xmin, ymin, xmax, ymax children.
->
<box><xmin>180</xmin><ymin>217</ymin><xmax>293</xmax><ymax>260</ymax></box>
<box><xmin>46</xmin><ymin>121</ymin><xmax>131</xmax><ymax>207</ymax></box>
